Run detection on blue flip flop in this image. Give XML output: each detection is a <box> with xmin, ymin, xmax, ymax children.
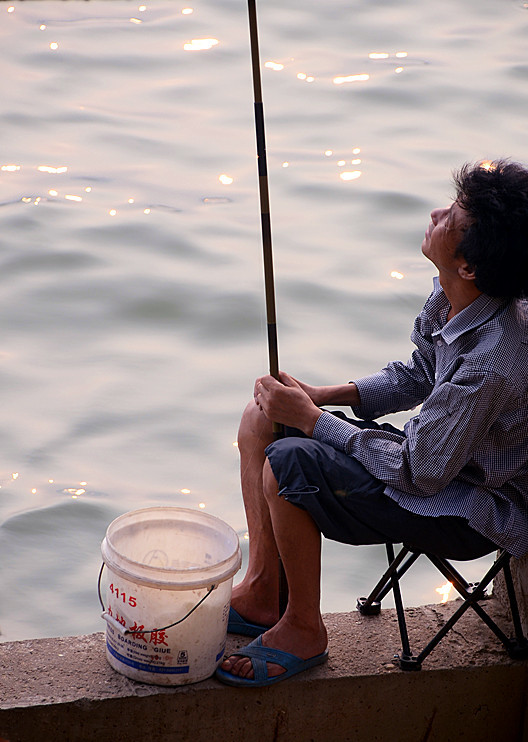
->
<box><xmin>215</xmin><ymin>635</ymin><xmax>329</xmax><ymax>687</ymax></box>
<box><xmin>227</xmin><ymin>606</ymin><xmax>272</xmax><ymax>637</ymax></box>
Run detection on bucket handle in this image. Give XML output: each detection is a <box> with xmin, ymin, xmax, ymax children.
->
<box><xmin>97</xmin><ymin>563</ymin><xmax>216</xmax><ymax>635</ymax></box>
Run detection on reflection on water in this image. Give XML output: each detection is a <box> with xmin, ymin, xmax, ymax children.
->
<box><xmin>1</xmin><ymin>0</ymin><xmax>527</xmax><ymax>641</ymax></box>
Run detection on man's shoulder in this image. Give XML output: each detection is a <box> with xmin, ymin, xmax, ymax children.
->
<box><xmin>463</xmin><ymin>301</ymin><xmax>528</xmax><ymax>384</ymax></box>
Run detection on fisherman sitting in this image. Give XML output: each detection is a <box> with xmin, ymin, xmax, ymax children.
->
<box><xmin>215</xmin><ymin>160</ymin><xmax>528</xmax><ymax>687</ymax></box>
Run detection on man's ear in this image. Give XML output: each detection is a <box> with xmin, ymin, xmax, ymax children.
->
<box><xmin>458</xmin><ymin>262</ymin><xmax>477</xmax><ymax>282</ymax></box>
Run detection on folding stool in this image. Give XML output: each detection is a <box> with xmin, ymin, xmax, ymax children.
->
<box><xmin>357</xmin><ymin>544</ymin><xmax>528</xmax><ymax>671</ymax></box>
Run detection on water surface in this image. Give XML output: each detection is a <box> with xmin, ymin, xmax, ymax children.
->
<box><xmin>1</xmin><ymin>0</ymin><xmax>527</xmax><ymax>641</ymax></box>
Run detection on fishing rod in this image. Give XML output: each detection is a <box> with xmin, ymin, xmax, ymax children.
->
<box><xmin>247</xmin><ymin>0</ymin><xmax>280</xmax><ymax>412</ymax></box>
<box><xmin>247</xmin><ymin>0</ymin><xmax>288</xmax><ymax>615</ymax></box>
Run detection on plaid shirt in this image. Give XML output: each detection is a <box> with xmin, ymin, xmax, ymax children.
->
<box><xmin>313</xmin><ymin>277</ymin><xmax>528</xmax><ymax>557</ymax></box>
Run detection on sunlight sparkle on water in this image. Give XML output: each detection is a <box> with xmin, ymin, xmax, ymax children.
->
<box><xmin>181</xmin><ymin>488</ymin><xmax>191</xmax><ymax>494</ymax></box>
<box><xmin>64</xmin><ymin>488</ymin><xmax>86</xmax><ymax>496</ymax></box>
<box><xmin>65</xmin><ymin>194</ymin><xmax>82</xmax><ymax>202</ymax></box>
<box><xmin>219</xmin><ymin>174</ymin><xmax>233</xmax><ymax>185</ymax></box>
<box><xmin>369</xmin><ymin>52</ymin><xmax>389</xmax><ymax>59</ymax></box>
<box><xmin>184</xmin><ymin>38</ymin><xmax>219</xmax><ymax>51</ymax></box>
<box><xmin>391</xmin><ymin>271</ymin><xmax>404</xmax><ymax>280</ymax></box>
<box><xmin>265</xmin><ymin>61</ymin><xmax>284</xmax><ymax>71</ymax></box>
<box><xmin>333</xmin><ymin>74</ymin><xmax>369</xmax><ymax>85</ymax></box>
<box><xmin>1</xmin><ymin>165</ymin><xmax>20</xmax><ymax>172</ymax></box>
<box><xmin>340</xmin><ymin>171</ymin><xmax>362</xmax><ymax>181</ymax></box>
<box><xmin>38</xmin><ymin>166</ymin><xmax>67</xmax><ymax>174</ymax></box>
<box><xmin>182</xmin><ymin>8</ymin><xmax>194</xmax><ymax>14</ymax></box>
<box><xmin>436</xmin><ymin>581</ymin><xmax>453</xmax><ymax>603</ymax></box>
<box><xmin>49</xmin><ymin>42</ymin><xmax>59</xmax><ymax>51</ymax></box>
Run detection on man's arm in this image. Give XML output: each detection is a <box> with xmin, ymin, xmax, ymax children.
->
<box><xmin>291</xmin><ymin>379</ymin><xmax>361</xmax><ymax>408</ymax></box>
<box><xmin>314</xmin><ymin>367</ymin><xmax>512</xmax><ymax>497</ymax></box>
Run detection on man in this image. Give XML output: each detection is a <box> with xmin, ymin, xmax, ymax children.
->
<box><xmin>215</xmin><ymin>160</ymin><xmax>528</xmax><ymax>687</ymax></box>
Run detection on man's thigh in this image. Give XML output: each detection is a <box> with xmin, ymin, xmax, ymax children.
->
<box><xmin>265</xmin><ymin>435</ymin><xmax>494</xmax><ymax>560</ymax></box>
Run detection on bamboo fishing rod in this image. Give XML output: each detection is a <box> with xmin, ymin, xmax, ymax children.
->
<box><xmin>247</xmin><ymin>0</ymin><xmax>288</xmax><ymax>615</ymax></box>
<box><xmin>247</xmin><ymin>0</ymin><xmax>280</xmax><ymax>409</ymax></box>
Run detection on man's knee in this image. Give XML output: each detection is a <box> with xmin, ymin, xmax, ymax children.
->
<box><xmin>238</xmin><ymin>400</ymin><xmax>273</xmax><ymax>450</ymax></box>
<box><xmin>262</xmin><ymin>459</ymin><xmax>279</xmax><ymax>502</ymax></box>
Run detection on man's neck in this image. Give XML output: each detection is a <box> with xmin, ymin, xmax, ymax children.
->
<box><xmin>440</xmin><ymin>275</ymin><xmax>482</xmax><ymax>322</ymax></box>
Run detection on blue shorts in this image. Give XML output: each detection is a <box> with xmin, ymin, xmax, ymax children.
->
<box><xmin>265</xmin><ymin>414</ymin><xmax>496</xmax><ymax>560</ymax></box>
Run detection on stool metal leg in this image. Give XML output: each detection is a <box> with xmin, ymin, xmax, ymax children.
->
<box><xmin>357</xmin><ymin>545</ymin><xmax>528</xmax><ymax>670</ymax></box>
<box><xmin>385</xmin><ymin>543</ymin><xmax>420</xmax><ymax>670</ymax></box>
<box><xmin>356</xmin><ymin>546</ymin><xmax>419</xmax><ymax>615</ymax></box>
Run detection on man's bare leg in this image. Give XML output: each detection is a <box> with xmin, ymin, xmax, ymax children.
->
<box><xmin>221</xmin><ymin>459</ymin><xmax>327</xmax><ymax>680</ymax></box>
<box><xmin>229</xmin><ymin>401</ymin><xmax>281</xmax><ymax>628</ymax></box>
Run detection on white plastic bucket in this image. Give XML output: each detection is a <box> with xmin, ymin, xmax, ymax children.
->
<box><xmin>100</xmin><ymin>506</ymin><xmax>242</xmax><ymax>686</ymax></box>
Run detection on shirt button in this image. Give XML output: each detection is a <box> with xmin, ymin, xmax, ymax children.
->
<box><xmin>436</xmin><ymin>339</ymin><xmax>443</xmax><ymax>347</ymax></box>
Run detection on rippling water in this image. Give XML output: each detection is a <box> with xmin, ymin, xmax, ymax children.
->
<box><xmin>1</xmin><ymin>0</ymin><xmax>527</xmax><ymax>641</ymax></box>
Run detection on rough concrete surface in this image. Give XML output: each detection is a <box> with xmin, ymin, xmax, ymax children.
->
<box><xmin>0</xmin><ymin>600</ymin><xmax>527</xmax><ymax>742</ymax></box>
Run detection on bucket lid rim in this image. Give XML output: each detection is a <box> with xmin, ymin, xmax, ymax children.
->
<box><xmin>101</xmin><ymin>536</ymin><xmax>241</xmax><ymax>578</ymax></box>
<box><xmin>101</xmin><ymin>506</ymin><xmax>242</xmax><ymax>582</ymax></box>
<box><xmin>101</xmin><ymin>538</ymin><xmax>242</xmax><ymax>588</ymax></box>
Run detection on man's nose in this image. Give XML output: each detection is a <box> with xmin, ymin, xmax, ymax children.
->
<box><xmin>430</xmin><ymin>206</ymin><xmax>448</xmax><ymax>224</ymax></box>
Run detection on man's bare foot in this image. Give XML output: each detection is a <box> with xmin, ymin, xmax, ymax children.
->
<box><xmin>221</xmin><ymin>614</ymin><xmax>327</xmax><ymax>680</ymax></box>
<box><xmin>230</xmin><ymin>582</ymin><xmax>279</xmax><ymax>629</ymax></box>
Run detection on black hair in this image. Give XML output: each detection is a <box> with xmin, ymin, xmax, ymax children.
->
<box><xmin>453</xmin><ymin>159</ymin><xmax>528</xmax><ymax>299</ymax></box>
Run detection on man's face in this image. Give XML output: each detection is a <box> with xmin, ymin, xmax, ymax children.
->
<box><xmin>421</xmin><ymin>202</ymin><xmax>472</xmax><ymax>277</ymax></box>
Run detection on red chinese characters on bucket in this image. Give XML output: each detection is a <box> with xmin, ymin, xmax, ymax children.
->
<box><xmin>106</xmin><ymin>607</ymin><xmax>170</xmax><ymax>651</ymax></box>
<box><xmin>106</xmin><ymin>583</ymin><xmax>171</xmax><ymax>654</ymax></box>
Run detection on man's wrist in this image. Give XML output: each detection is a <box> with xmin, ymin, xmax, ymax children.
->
<box><xmin>318</xmin><ymin>382</ymin><xmax>360</xmax><ymax>407</ymax></box>
<box><xmin>302</xmin><ymin>407</ymin><xmax>324</xmax><ymax>437</ymax></box>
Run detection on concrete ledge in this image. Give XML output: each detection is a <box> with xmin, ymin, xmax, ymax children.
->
<box><xmin>1</xmin><ymin>599</ymin><xmax>527</xmax><ymax>742</ymax></box>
